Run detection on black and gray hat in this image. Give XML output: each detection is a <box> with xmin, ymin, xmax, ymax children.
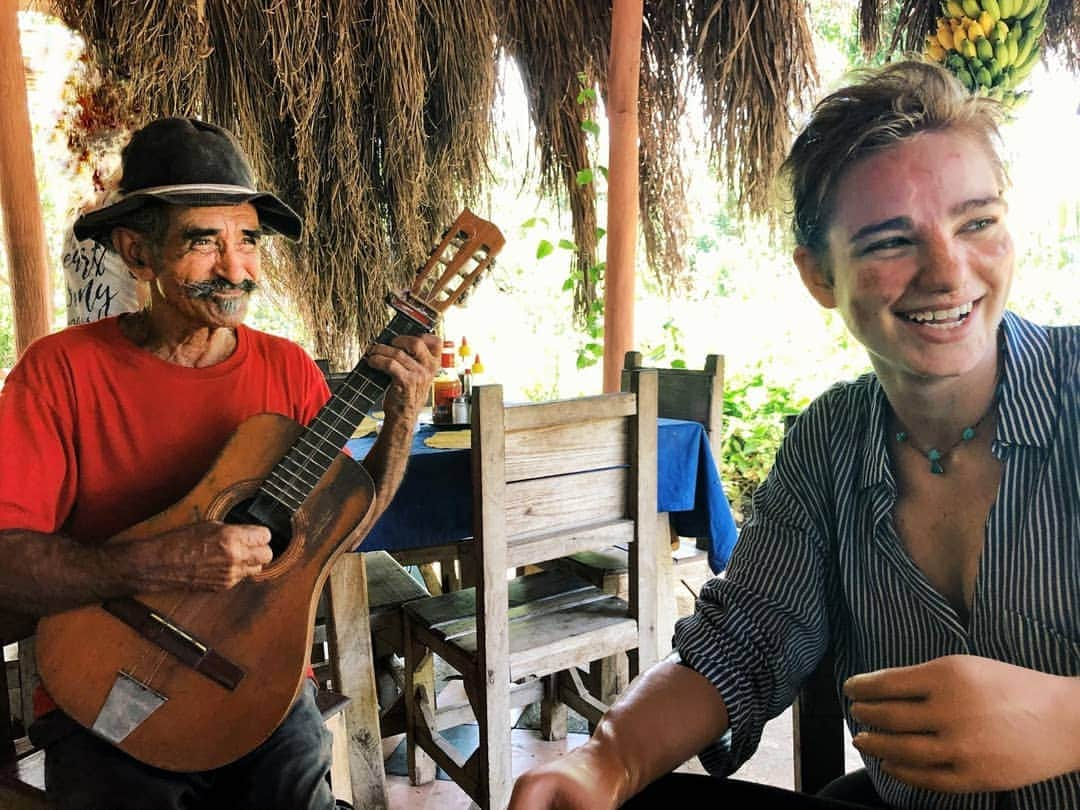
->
<box><xmin>73</xmin><ymin>117</ymin><xmax>302</xmax><ymax>243</ymax></box>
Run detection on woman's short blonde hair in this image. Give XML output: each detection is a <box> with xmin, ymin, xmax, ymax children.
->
<box><xmin>780</xmin><ymin>59</ymin><xmax>1009</xmax><ymax>259</ymax></box>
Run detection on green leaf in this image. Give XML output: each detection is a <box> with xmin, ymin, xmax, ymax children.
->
<box><xmin>557</xmin><ymin>239</ymin><xmax>577</xmax><ymax>251</ymax></box>
<box><xmin>536</xmin><ymin>240</ymin><xmax>554</xmax><ymax>259</ymax></box>
<box><xmin>671</xmin><ymin>359</ymin><xmax>687</xmax><ymax>369</ymax></box>
<box><xmin>597</xmin><ymin>165</ymin><xmax>609</xmax><ymax>180</ymax></box>
<box><xmin>561</xmin><ymin>277</ymin><xmax>574</xmax><ymax>291</ymax></box>
<box><xmin>581</xmin><ymin>119</ymin><xmax>601</xmax><ymax>136</ymax></box>
<box><xmin>595</xmin><ymin>227</ymin><xmax>606</xmax><ymax>240</ymax></box>
<box><xmin>521</xmin><ymin>217</ymin><xmax>537</xmax><ymax>230</ymax></box>
<box><xmin>575</xmin><ymin>168</ymin><xmax>594</xmax><ymax>186</ymax></box>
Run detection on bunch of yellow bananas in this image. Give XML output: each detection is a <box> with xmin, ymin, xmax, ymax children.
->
<box><xmin>924</xmin><ymin>0</ymin><xmax>1048</xmax><ymax>105</ymax></box>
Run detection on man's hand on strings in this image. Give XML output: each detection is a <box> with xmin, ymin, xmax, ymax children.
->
<box><xmin>121</xmin><ymin>521</ymin><xmax>273</xmax><ymax>592</ymax></box>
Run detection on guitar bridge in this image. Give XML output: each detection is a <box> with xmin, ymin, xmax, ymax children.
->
<box><xmin>103</xmin><ymin>597</ymin><xmax>245</xmax><ymax>690</ymax></box>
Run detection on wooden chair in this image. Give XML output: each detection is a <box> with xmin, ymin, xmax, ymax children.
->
<box><xmin>621</xmin><ymin>351</ymin><xmax>724</xmax><ymax>464</ymax></box>
<box><xmin>793</xmin><ymin>653</ymin><xmax>845</xmax><ymax>793</ymax></box>
<box><xmin>623</xmin><ymin>351</ymin><xmax>724</xmax><ymax>555</ymax></box>
<box><xmin>314</xmin><ymin>550</ymin><xmax>443</xmax><ymax>804</ymax></box>
<box><xmin>401</xmin><ymin>371</ymin><xmax>660</xmax><ymax>809</ymax></box>
<box><xmin>1</xmin><ymin>612</ymin><xmax>49</xmax><ymax>809</ymax></box>
<box><xmin>547</xmin><ymin>351</ymin><xmax>725</xmax><ymax>709</ymax></box>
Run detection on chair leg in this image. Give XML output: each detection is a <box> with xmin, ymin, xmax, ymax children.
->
<box><xmin>439</xmin><ymin>557</ymin><xmax>461</xmax><ymax>593</ymax></box>
<box><xmin>539</xmin><ymin>673</ymin><xmax>567</xmax><ymax>741</ymax></box>
<box><xmin>326</xmin><ymin>554</ymin><xmax>388</xmax><ymax>810</ymax></box>
<box><xmin>416</xmin><ymin>563</ymin><xmax>443</xmax><ymax>596</ymax></box>
<box><xmin>462</xmin><ymin>671</ymin><xmax>511</xmax><ymax>810</ymax></box>
<box><xmin>324</xmin><ymin>708</ymin><xmax>353</xmax><ymax>803</ymax></box>
<box><xmin>402</xmin><ymin>620</ymin><xmax>440</xmax><ymax>788</ymax></box>
<box><xmin>407</xmin><ymin>649</ymin><xmax>437</xmax><ymax>785</ymax></box>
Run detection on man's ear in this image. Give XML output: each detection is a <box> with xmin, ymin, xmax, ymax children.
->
<box><xmin>794</xmin><ymin>245</ymin><xmax>837</xmax><ymax>309</ymax></box>
<box><xmin>111</xmin><ymin>228</ymin><xmax>156</xmax><ymax>282</ymax></box>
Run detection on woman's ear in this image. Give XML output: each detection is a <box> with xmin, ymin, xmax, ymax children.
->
<box><xmin>111</xmin><ymin>228</ymin><xmax>156</xmax><ymax>282</ymax></box>
<box><xmin>794</xmin><ymin>245</ymin><xmax>837</xmax><ymax>309</ymax></box>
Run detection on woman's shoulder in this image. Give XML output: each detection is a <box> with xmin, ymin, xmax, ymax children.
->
<box><xmin>794</xmin><ymin>372</ymin><xmax>880</xmax><ymax>435</ymax></box>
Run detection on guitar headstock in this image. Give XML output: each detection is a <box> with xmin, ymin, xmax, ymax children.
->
<box><xmin>409</xmin><ymin>209</ymin><xmax>505</xmax><ymax>313</ymax></box>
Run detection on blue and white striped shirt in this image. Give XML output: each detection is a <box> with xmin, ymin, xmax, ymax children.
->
<box><xmin>674</xmin><ymin>311</ymin><xmax>1079</xmax><ymax>809</ymax></box>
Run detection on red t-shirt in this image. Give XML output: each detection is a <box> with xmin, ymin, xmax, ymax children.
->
<box><xmin>0</xmin><ymin>316</ymin><xmax>331</xmax><ymax>714</ymax></box>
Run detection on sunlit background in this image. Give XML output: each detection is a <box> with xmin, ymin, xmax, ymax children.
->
<box><xmin>5</xmin><ymin>4</ymin><xmax>1078</xmax><ymax>511</ymax></box>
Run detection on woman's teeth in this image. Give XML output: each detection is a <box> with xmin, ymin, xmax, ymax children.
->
<box><xmin>902</xmin><ymin>301</ymin><xmax>973</xmax><ymax>326</ymax></box>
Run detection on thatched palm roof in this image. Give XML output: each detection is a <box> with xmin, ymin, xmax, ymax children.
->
<box><xmin>54</xmin><ymin>0</ymin><xmax>1079</xmax><ymax>367</ymax></box>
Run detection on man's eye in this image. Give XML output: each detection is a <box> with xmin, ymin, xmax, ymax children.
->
<box><xmin>190</xmin><ymin>238</ymin><xmax>217</xmax><ymax>251</ymax></box>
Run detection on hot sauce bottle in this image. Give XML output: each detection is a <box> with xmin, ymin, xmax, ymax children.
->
<box><xmin>432</xmin><ymin>339</ymin><xmax>461</xmax><ymax>425</ymax></box>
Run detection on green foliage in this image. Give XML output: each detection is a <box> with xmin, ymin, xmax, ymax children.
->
<box><xmin>638</xmin><ymin>319</ymin><xmax>687</xmax><ymax>367</ymax></box>
<box><xmin>814</xmin><ymin>0</ymin><xmax>901</xmax><ymax>67</ymax></box>
<box><xmin>720</xmin><ymin>372</ymin><xmax>810</xmax><ymax>523</ymax></box>
<box><xmin>528</xmin><ymin>71</ymin><xmax>609</xmax><ymax>371</ymax></box>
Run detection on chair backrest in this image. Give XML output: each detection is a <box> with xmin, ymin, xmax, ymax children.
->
<box><xmin>469</xmin><ymin>370</ymin><xmax>659</xmax><ymax>680</ymax></box>
<box><xmin>621</xmin><ymin>351</ymin><xmax>724</xmax><ymax>462</ymax></box>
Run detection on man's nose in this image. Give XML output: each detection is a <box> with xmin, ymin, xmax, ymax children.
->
<box><xmin>214</xmin><ymin>243</ymin><xmax>255</xmax><ymax>285</ymax></box>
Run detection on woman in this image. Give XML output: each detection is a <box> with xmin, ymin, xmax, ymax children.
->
<box><xmin>509</xmin><ymin>59</ymin><xmax>1080</xmax><ymax>810</ymax></box>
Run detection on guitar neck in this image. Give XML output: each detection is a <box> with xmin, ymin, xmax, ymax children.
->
<box><xmin>243</xmin><ymin>209</ymin><xmax>503</xmax><ymax>535</ymax></box>
<box><xmin>257</xmin><ymin>296</ymin><xmax>437</xmax><ymax>517</ymax></box>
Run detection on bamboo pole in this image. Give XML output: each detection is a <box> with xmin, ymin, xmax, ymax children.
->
<box><xmin>602</xmin><ymin>0</ymin><xmax>643</xmax><ymax>392</ymax></box>
<box><xmin>0</xmin><ymin>0</ymin><xmax>52</xmax><ymax>357</ymax></box>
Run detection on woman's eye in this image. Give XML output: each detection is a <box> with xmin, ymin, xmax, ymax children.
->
<box><xmin>964</xmin><ymin>217</ymin><xmax>996</xmax><ymax>232</ymax></box>
<box><xmin>862</xmin><ymin>237</ymin><xmax>909</xmax><ymax>254</ymax></box>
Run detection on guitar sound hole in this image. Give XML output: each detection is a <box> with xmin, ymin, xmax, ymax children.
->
<box><xmin>225</xmin><ymin>497</ymin><xmax>293</xmax><ymax>560</ymax></box>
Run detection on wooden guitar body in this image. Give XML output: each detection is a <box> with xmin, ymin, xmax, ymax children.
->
<box><xmin>36</xmin><ymin>413</ymin><xmax>377</xmax><ymax>772</ymax></box>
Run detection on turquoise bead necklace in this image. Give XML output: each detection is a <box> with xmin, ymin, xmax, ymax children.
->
<box><xmin>894</xmin><ymin>399</ymin><xmax>997</xmax><ymax>475</ymax></box>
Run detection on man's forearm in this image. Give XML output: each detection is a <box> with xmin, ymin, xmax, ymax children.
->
<box><xmin>588</xmin><ymin>659</ymin><xmax>731</xmax><ymax>804</ymax></box>
<box><xmin>359</xmin><ymin>413</ymin><xmax>414</xmax><ymax>522</ymax></box>
<box><xmin>0</xmin><ymin>529</ymin><xmax>134</xmax><ymax>617</ymax></box>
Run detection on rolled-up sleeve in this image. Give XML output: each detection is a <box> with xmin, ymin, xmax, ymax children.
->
<box><xmin>673</xmin><ymin>408</ymin><xmax>837</xmax><ymax>775</ymax></box>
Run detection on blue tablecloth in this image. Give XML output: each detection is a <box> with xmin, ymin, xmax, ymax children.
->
<box><xmin>347</xmin><ymin>417</ymin><xmax>737</xmax><ymax>573</ymax></box>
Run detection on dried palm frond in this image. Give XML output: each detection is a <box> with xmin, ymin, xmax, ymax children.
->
<box><xmin>500</xmin><ymin>0</ymin><xmax>610</xmax><ymax>323</ymax></box>
<box><xmin>691</xmin><ymin>0</ymin><xmax>819</xmax><ymax>218</ymax></box>
<box><xmin>57</xmin><ymin>0</ymin><xmax>500</xmax><ymax>367</ymax></box>
<box><xmin>640</xmin><ymin>0</ymin><xmax>693</xmax><ymax>292</ymax></box>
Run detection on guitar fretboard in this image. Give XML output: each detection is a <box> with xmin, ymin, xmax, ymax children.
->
<box><xmin>259</xmin><ymin>306</ymin><xmax>433</xmax><ymax>514</ymax></box>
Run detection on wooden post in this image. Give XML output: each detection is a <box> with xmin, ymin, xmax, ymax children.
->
<box><xmin>0</xmin><ymin>0</ymin><xmax>51</xmax><ymax>356</ymax></box>
<box><xmin>601</xmin><ymin>0</ymin><xmax>643</xmax><ymax>393</ymax></box>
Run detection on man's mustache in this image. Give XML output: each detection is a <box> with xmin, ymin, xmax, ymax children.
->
<box><xmin>181</xmin><ymin>279</ymin><xmax>258</xmax><ymax>298</ymax></box>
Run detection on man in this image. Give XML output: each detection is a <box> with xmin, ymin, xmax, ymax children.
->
<box><xmin>0</xmin><ymin>117</ymin><xmax>440</xmax><ymax>809</ymax></box>
<box><xmin>510</xmin><ymin>60</ymin><xmax>1079</xmax><ymax>809</ymax></box>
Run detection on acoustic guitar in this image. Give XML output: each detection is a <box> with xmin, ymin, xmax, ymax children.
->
<box><xmin>35</xmin><ymin>210</ymin><xmax>505</xmax><ymax>772</ymax></box>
